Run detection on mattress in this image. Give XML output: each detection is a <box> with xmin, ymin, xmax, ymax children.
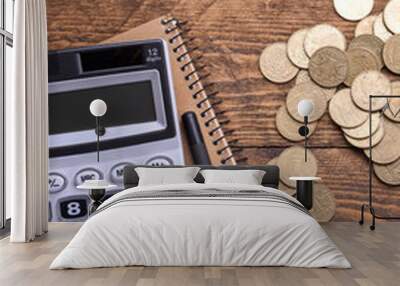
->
<box><xmin>50</xmin><ymin>183</ymin><xmax>351</xmax><ymax>269</ymax></box>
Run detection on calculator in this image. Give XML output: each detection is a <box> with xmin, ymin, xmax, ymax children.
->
<box><xmin>48</xmin><ymin>39</ymin><xmax>184</xmax><ymax>221</ymax></box>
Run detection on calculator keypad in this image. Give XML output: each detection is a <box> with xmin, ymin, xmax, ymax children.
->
<box><xmin>58</xmin><ymin>196</ymin><xmax>89</xmax><ymax>221</ymax></box>
<box><xmin>145</xmin><ymin>156</ymin><xmax>173</xmax><ymax>166</ymax></box>
<box><xmin>48</xmin><ymin>202</ymin><xmax>52</xmax><ymax>221</ymax></box>
<box><xmin>48</xmin><ymin>173</ymin><xmax>66</xmax><ymax>193</ymax></box>
<box><xmin>75</xmin><ymin>168</ymin><xmax>103</xmax><ymax>186</ymax></box>
<box><xmin>110</xmin><ymin>163</ymin><xmax>129</xmax><ymax>184</ymax></box>
<box><xmin>49</xmin><ymin>150</ymin><xmax>179</xmax><ymax>221</ymax></box>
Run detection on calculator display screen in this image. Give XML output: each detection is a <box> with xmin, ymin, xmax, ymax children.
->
<box><xmin>49</xmin><ymin>80</ymin><xmax>156</xmax><ymax>135</ymax></box>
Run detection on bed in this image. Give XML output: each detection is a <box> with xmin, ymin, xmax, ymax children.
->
<box><xmin>50</xmin><ymin>165</ymin><xmax>350</xmax><ymax>269</ymax></box>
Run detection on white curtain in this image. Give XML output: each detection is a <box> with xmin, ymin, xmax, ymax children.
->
<box><xmin>7</xmin><ymin>0</ymin><xmax>49</xmax><ymax>242</ymax></box>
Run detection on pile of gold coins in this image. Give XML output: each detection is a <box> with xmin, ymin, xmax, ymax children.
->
<box><xmin>259</xmin><ymin>0</ymin><xmax>400</xmax><ymax>212</ymax></box>
<box><xmin>268</xmin><ymin>146</ymin><xmax>336</xmax><ymax>222</ymax></box>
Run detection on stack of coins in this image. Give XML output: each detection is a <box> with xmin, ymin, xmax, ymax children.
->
<box><xmin>260</xmin><ymin>0</ymin><xmax>400</xmax><ymax>191</ymax></box>
<box><xmin>268</xmin><ymin>146</ymin><xmax>336</xmax><ymax>222</ymax></box>
<box><xmin>259</xmin><ymin>22</ymin><xmax>349</xmax><ymax>144</ymax></box>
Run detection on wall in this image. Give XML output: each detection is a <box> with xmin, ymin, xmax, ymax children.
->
<box><xmin>46</xmin><ymin>0</ymin><xmax>400</xmax><ymax>221</ymax></box>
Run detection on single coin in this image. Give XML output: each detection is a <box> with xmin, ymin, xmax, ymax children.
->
<box><xmin>268</xmin><ymin>157</ymin><xmax>297</xmax><ymax>196</ymax></box>
<box><xmin>364</xmin><ymin>117</ymin><xmax>400</xmax><ymax>164</ymax></box>
<box><xmin>384</xmin><ymin>0</ymin><xmax>400</xmax><ymax>34</ymax></box>
<box><xmin>309</xmin><ymin>47</ymin><xmax>349</xmax><ymax>88</ymax></box>
<box><xmin>383</xmin><ymin>35</ymin><xmax>400</xmax><ymax>75</ymax></box>
<box><xmin>295</xmin><ymin>70</ymin><xmax>312</xmax><ymax>85</ymax></box>
<box><xmin>344</xmin><ymin>121</ymin><xmax>384</xmax><ymax>148</ymax></box>
<box><xmin>276</xmin><ymin>105</ymin><xmax>318</xmax><ymax>142</ymax></box>
<box><xmin>309</xmin><ymin>183</ymin><xmax>336</xmax><ymax>222</ymax></box>
<box><xmin>277</xmin><ymin>146</ymin><xmax>318</xmax><ymax>188</ymax></box>
<box><xmin>342</xmin><ymin>112</ymin><xmax>381</xmax><ymax>139</ymax></box>
<box><xmin>373</xmin><ymin>13</ymin><xmax>393</xmax><ymax>42</ymax></box>
<box><xmin>384</xmin><ymin>82</ymin><xmax>400</xmax><ymax>122</ymax></box>
<box><xmin>355</xmin><ymin>15</ymin><xmax>378</xmax><ymax>36</ymax></box>
<box><xmin>259</xmin><ymin>42</ymin><xmax>299</xmax><ymax>83</ymax></box>
<box><xmin>286</xmin><ymin>82</ymin><xmax>328</xmax><ymax>123</ymax></box>
<box><xmin>268</xmin><ymin>157</ymin><xmax>278</xmax><ymax>165</ymax></box>
<box><xmin>287</xmin><ymin>29</ymin><xmax>310</xmax><ymax>69</ymax></box>
<box><xmin>329</xmin><ymin>89</ymin><xmax>368</xmax><ymax>128</ymax></box>
<box><xmin>296</xmin><ymin>70</ymin><xmax>336</xmax><ymax>93</ymax></box>
<box><xmin>344</xmin><ymin>47</ymin><xmax>380</xmax><ymax>86</ymax></box>
<box><xmin>295</xmin><ymin>70</ymin><xmax>336</xmax><ymax>101</ymax></box>
<box><xmin>374</xmin><ymin>158</ymin><xmax>400</xmax><ymax>186</ymax></box>
<box><xmin>304</xmin><ymin>24</ymin><xmax>347</xmax><ymax>57</ymax></box>
<box><xmin>333</xmin><ymin>0</ymin><xmax>374</xmax><ymax>21</ymax></box>
<box><xmin>348</xmin><ymin>34</ymin><xmax>384</xmax><ymax>69</ymax></box>
<box><xmin>351</xmin><ymin>71</ymin><xmax>391</xmax><ymax>111</ymax></box>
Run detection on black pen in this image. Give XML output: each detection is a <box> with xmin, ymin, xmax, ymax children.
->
<box><xmin>182</xmin><ymin>112</ymin><xmax>211</xmax><ymax>165</ymax></box>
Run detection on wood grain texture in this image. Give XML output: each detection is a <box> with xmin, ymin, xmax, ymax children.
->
<box><xmin>1</xmin><ymin>222</ymin><xmax>400</xmax><ymax>286</ymax></box>
<box><xmin>46</xmin><ymin>0</ymin><xmax>400</xmax><ymax>220</ymax></box>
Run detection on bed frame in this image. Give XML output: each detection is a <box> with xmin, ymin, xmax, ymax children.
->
<box><xmin>123</xmin><ymin>165</ymin><xmax>280</xmax><ymax>189</ymax></box>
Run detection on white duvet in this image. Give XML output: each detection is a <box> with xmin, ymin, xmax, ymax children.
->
<box><xmin>50</xmin><ymin>183</ymin><xmax>351</xmax><ymax>269</ymax></box>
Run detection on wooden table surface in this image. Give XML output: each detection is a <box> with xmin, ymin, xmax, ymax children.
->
<box><xmin>46</xmin><ymin>0</ymin><xmax>400</xmax><ymax>221</ymax></box>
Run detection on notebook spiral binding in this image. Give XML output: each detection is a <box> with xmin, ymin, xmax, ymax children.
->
<box><xmin>161</xmin><ymin>16</ymin><xmax>247</xmax><ymax>165</ymax></box>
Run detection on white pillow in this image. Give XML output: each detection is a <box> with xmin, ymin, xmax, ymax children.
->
<box><xmin>200</xmin><ymin>169</ymin><xmax>266</xmax><ymax>185</ymax></box>
<box><xmin>135</xmin><ymin>167</ymin><xmax>200</xmax><ymax>186</ymax></box>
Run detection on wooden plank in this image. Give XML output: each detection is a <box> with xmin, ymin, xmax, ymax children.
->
<box><xmin>2</xmin><ymin>222</ymin><xmax>400</xmax><ymax>286</ymax></box>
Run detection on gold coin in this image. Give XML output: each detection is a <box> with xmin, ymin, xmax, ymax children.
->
<box><xmin>351</xmin><ymin>71</ymin><xmax>391</xmax><ymax>111</ymax></box>
<box><xmin>309</xmin><ymin>47</ymin><xmax>349</xmax><ymax>88</ymax></box>
<box><xmin>373</xmin><ymin>13</ymin><xmax>393</xmax><ymax>42</ymax></box>
<box><xmin>287</xmin><ymin>29</ymin><xmax>310</xmax><ymax>69</ymax></box>
<box><xmin>268</xmin><ymin>157</ymin><xmax>278</xmax><ymax>165</ymax></box>
<box><xmin>304</xmin><ymin>24</ymin><xmax>347</xmax><ymax>57</ymax></box>
<box><xmin>268</xmin><ymin>157</ymin><xmax>297</xmax><ymax>196</ymax></box>
<box><xmin>329</xmin><ymin>89</ymin><xmax>368</xmax><ymax>128</ymax></box>
<box><xmin>277</xmin><ymin>146</ymin><xmax>318</xmax><ymax>188</ymax></box>
<box><xmin>383</xmin><ymin>34</ymin><xmax>400</xmax><ymax>75</ymax></box>
<box><xmin>286</xmin><ymin>82</ymin><xmax>328</xmax><ymax>123</ymax></box>
<box><xmin>374</xmin><ymin>159</ymin><xmax>400</xmax><ymax>186</ymax></box>
<box><xmin>383</xmin><ymin>0</ymin><xmax>400</xmax><ymax>34</ymax></box>
<box><xmin>295</xmin><ymin>70</ymin><xmax>336</xmax><ymax>101</ymax></box>
<box><xmin>295</xmin><ymin>70</ymin><xmax>312</xmax><ymax>85</ymax></box>
<box><xmin>364</xmin><ymin>117</ymin><xmax>400</xmax><ymax>164</ymax></box>
<box><xmin>355</xmin><ymin>15</ymin><xmax>378</xmax><ymax>36</ymax></box>
<box><xmin>333</xmin><ymin>0</ymin><xmax>374</xmax><ymax>22</ymax></box>
<box><xmin>276</xmin><ymin>105</ymin><xmax>318</xmax><ymax>142</ymax></box>
<box><xmin>344</xmin><ymin>121</ymin><xmax>384</xmax><ymax>148</ymax></box>
<box><xmin>309</xmin><ymin>183</ymin><xmax>336</xmax><ymax>222</ymax></box>
<box><xmin>344</xmin><ymin>47</ymin><xmax>380</xmax><ymax>86</ymax></box>
<box><xmin>259</xmin><ymin>42</ymin><xmax>299</xmax><ymax>83</ymax></box>
<box><xmin>342</xmin><ymin>112</ymin><xmax>381</xmax><ymax>139</ymax></box>
<box><xmin>348</xmin><ymin>34</ymin><xmax>384</xmax><ymax>69</ymax></box>
<box><xmin>384</xmin><ymin>82</ymin><xmax>400</xmax><ymax>122</ymax></box>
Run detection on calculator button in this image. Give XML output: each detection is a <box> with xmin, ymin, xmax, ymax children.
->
<box><xmin>110</xmin><ymin>163</ymin><xmax>129</xmax><ymax>184</ymax></box>
<box><xmin>48</xmin><ymin>173</ymin><xmax>66</xmax><ymax>193</ymax></box>
<box><xmin>58</xmin><ymin>196</ymin><xmax>88</xmax><ymax>220</ymax></box>
<box><xmin>146</xmin><ymin>156</ymin><xmax>173</xmax><ymax>166</ymax></box>
<box><xmin>75</xmin><ymin>168</ymin><xmax>102</xmax><ymax>186</ymax></box>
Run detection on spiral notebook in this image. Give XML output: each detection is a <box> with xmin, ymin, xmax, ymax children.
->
<box><xmin>102</xmin><ymin>16</ymin><xmax>236</xmax><ymax>165</ymax></box>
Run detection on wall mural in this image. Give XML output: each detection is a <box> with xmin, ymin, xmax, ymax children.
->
<box><xmin>46</xmin><ymin>0</ymin><xmax>400</xmax><ymax>222</ymax></box>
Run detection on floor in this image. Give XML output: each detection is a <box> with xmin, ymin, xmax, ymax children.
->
<box><xmin>0</xmin><ymin>219</ymin><xmax>10</xmax><ymax>239</ymax></box>
<box><xmin>0</xmin><ymin>222</ymin><xmax>399</xmax><ymax>286</ymax></box>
